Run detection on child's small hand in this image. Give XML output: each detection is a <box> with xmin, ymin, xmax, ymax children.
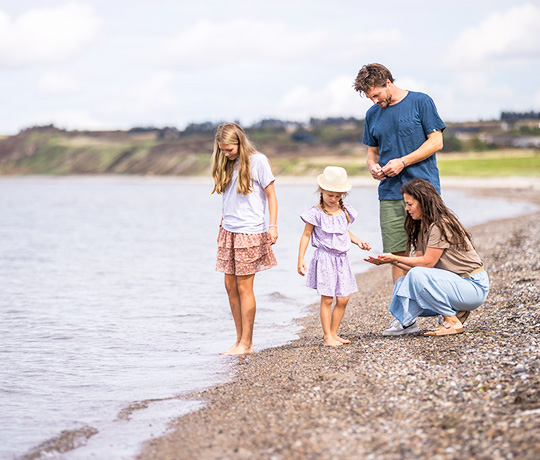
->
<box><xmin>356</xmin><ymin>240</ymin><xmax>371</xmax><ymax>251</ymax></box>
<box><xmin>298</xmin><ymin>259</ymin><xmax>306</xmax><ymax>276</ymax></box>
<box><xmin>352</xmin><ymin>238</ymin><xmax>371</xmax><ymax>251</ymax></box>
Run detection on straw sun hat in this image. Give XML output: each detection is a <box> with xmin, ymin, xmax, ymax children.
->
<box><xmin>317</xmin><ymin>166</ymin><xmax>352</xmax><ymax>192</ymax></box>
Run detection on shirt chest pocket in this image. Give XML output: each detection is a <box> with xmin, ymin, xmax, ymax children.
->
<box><xmin>398</xmin><ymin>116</ymin><xmax>421</xmax><ymax>137</ymax></box>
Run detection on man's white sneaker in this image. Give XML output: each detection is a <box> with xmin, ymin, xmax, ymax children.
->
<box><xmin>382</xmin><ymin>318</ymin><xmax>419</xmax><ymax>336</ymax></box>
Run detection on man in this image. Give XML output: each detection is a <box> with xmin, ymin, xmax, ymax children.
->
<box><xmin>353</xmin><ymin>63</ymin><xmax>445</xmax><ymax>285</ymax></box>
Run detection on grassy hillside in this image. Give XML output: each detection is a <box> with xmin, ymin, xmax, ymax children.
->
<box><xmin>0</xmin><ymin>123</ymin><xmax>539</xmax><ymax>177</ymax></box>
<box><xmin>0</xmin><ymin>128</ymin><xmax>212</xmax><ymax>175</ymax></box>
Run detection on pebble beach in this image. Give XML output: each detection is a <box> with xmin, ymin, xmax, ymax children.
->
<box><xmin>138</xmin><ymin>185</ymin><xmax>540</xmax><ymax>460</ymax></box>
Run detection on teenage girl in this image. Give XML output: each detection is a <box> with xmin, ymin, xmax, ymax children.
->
<box><xmin>212</xmin><ymin>122</ymin><xmax>278</xmax><ymax>355</ymax></box>
<box><xmin>298</xmin><ymin>166</ymin><xmax>371</xmax><ymax>347</ymax></box>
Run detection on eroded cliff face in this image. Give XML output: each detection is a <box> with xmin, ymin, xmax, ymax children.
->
<box><xmin>0</xmin><ymin>127</ymin><xmax>213</xmax><ymax>175</ymax></box>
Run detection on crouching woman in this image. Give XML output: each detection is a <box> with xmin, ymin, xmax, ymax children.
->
<box><xmin>365</xmin><ymin>178</ymin><xmax>489</xmax><ymax>336</ymax></box>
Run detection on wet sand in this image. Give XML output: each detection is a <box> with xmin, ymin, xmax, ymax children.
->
<box><xmin>138</xmin><ymin>184</ymin><xmax>540</xmax><ymax>460</ymax></box>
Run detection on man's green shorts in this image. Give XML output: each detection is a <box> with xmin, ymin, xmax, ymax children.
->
<box><xmin>380</xmin><ymin>199</ymin><xmax>407</xmax><ymax>253</ymax></box>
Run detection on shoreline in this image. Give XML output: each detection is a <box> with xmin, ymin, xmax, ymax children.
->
<box><xmin>1</xmin><ymin>174</ymin><xmax>540</xmax><ymax>188</ymax></box>
<box><xmin>137</xmin><ymin>187</ymin><xmax>540</xmax><ymax>460</ymax></box>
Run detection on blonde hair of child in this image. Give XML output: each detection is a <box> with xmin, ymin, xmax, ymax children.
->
<box><xmin>318</xmin><ymin>187</ymin><xmax>350</xmax><ymax>223</ymax></box>
<box><xmin>211</xmin><ymin>122</ymin><xmax>256</xmax><ymax>196</ymax></box>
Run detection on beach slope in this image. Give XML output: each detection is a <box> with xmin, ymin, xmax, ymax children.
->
<box><xmin>138</xmin><ymin>189</ymin><xmax>540</xmax><ymax>460</ymax></box>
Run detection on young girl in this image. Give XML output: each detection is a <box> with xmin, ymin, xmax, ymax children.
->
<box><xmin>212</xmin><ymin>122</ymin><xmax>278</xmax><ymax>356</ymax></box>
<box><xmin>298</xmin><ymin>166</ymin><xmax>371</xmax><ymax>347</ymax></box>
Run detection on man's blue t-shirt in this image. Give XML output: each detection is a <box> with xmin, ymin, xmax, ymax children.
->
<box><xmin>363</xmin><ymin>91</ymin><xmax>446</xmax><ymax>200</ymax></box>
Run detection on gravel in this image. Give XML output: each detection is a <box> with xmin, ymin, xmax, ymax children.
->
<box><xmin>138</xmin><ymin>188</ymin><xmax>540</xmax><ymax>460</ymax></box>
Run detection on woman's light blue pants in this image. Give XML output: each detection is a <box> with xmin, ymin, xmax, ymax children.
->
<box><xmin>389</xmin><ymin>267</ymin><xmax>490</xmax><ymax>326</ymax></box>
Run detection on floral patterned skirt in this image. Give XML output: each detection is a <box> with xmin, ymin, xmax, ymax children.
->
<box><xmin>216</xmin><ymin>227</ymin><xmax>277</xmax><ymax>276</ymax></box>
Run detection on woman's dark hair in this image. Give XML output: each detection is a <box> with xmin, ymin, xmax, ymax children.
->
<box><xmin>401</xmin><ymin>178</ymin><xmax>473</xmax><ymax>251</ymax></box>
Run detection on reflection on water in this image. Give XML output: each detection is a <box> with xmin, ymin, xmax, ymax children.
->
<box><xmin>0</xmin><ymin>176</ymin><xmax>537</xmax><ymax>459</ymax></box>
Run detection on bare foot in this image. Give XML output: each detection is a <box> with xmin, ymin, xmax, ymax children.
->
<box><xmin>324</xmin><ymin>337</ymin><xmax>343</xmax><ymax>347</ymax></box>
<box><xmin>335</xmin><ymin>335</ymin><xmax>351</xmax><ymax>344</ymax></box>
<box><xmin>226</xmin><ymin>344</ymin><xmax>254</xmax><ymax>356</ymax></box>
<box><xmin>220</xmin><ymin>342</ymin><xmax>240</xmax><ymax>355</ymax></box>
<box><xmin>443</xmin><ymin>316</ymin><xmax>463</xmax><ymax>329</ymax></box>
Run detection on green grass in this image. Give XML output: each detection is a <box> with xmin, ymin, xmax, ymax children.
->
<box><xmin>270</xmin><ymin>157</ymin><xmax>370</xmax><ymax>176</ymax></box>
<box><xmin>272</xmin><ymin>152</ymin><xmax>540</xmax><ymax>178</ymax></box>
<box><xmin>438</xmin><ymin>153</ymin><xmax>540</xmax><ymax>177</ymax></box>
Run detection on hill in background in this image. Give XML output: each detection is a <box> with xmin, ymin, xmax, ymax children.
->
<box><xmin>0</xmin><ymin>114</ymin><xmax>539</xmax><ymax>176</ymax></box>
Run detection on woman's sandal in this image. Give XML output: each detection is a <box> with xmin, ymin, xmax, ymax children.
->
<box><xmin>456</xmin><ymin>310</ymin><xmax>470</xmax><ymax>324</ymax></box>
<box><xmin>424</xmin><ymin>321</ymin><xmax>464</xmax><ymax>336</ymax></box>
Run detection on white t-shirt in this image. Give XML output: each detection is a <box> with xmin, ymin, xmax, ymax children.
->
<box><xmin>221</xmin><ymin>153</ymin><xmax>275</xmax><ymax>234</ymax></box>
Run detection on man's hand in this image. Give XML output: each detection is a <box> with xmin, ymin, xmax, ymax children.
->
<box><xmin>369</xmin><ymin>163</ymin><xmax>386</xmax><ymax>181</ymax></box>
<box><xmin>381</xmin><ymin>158</ymin><xmax>406</xmax><ymax>177</ymax></box>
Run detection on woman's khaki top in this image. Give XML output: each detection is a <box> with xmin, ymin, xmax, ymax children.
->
<box><xmin>417</xmin><ymin>223</ymin><xmax>484</xmax><ymax>276</ymax></box>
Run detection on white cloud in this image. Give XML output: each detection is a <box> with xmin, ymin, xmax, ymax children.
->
<box><xmin>428</xmin><ymin>72</ymin><xmax>515</xmax><ymax>121</ymax></box>
<box><xmin>337</xmin><ymin>29</ymin><xmax>403</xmax><ymax>62</ymax></box>
<box><xmin>0</xmin><ymin>2</ymin><xmax>101</xmax><ymax>67</ymax></box>
<box><xmin>155</xmin><ymin>20</ymin><xmax>329</xmax><ymax>70</ymax></box>
<box><xmin>447</xmin><ymin>3</ymin><xmax>540</xmax><ymax>66</ymax></box>
<box><xmin>25</xmin><ymin>109</ymin><xmax>107</xmax><ymax>131</ymax></box>
<box><xmin>154</xmin><ymin>20</ymin><xmax>401</xmax><ymax>70</ymax></box>
<box><xmin>37</xmin><ymin>71</ymin><xmax>82</xmax><ymax>94</ymax></box>
<box><xmin>535</xmin><ymin>88</ymin><xmax>540</xmax><ymax>109</ymax></box>
<box><xmin>99</xmin><ymin>72</ymin><xmax>178</xmax><ymax>118</ymax></box>
<box><xmin>277</xmin><ymin>76</ymin><xmax>372</xmax><ymax>120</ymax></box>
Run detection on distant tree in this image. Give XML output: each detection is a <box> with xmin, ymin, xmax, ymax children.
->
<box><xmin>291</xmin><ymin>129</ymin><xmax>316</xmax><ymax>143</ymax></box>
<box><xmin>129</xmin><ymin>126</ymin><xmax>158</xmax><ymax>133</ymax></box>
<box><xmin>441</xmin><ymin>133</ymin><xmax>463</xmax><ymax>152</ymax></box>
<box><xmin>309</xmin><ymin>117</ymin><xmax>363</xmax><ymax>127</ymax></box>
<box><xmin>22</xmin><ymin>124</ymin><xmax>62</xmax><ymax>133</ymax></box>
<box><xmin>252</xmin><ymin>119</ymin><xmax>286</xmax><ymax>130</ymax></box>
<box><xmin>183</xmin><ymin>122</ymin><xmax>222</xmax><ymax>135</ymax></box>
<box><xmin>469</xmin><ymin>136</ymin><xmax>497</xmax><ymax>151</ymax></box>
<box><xmin>518</xmin><ymin>125</ymin><xmax>540</xmax><ymax>135</ymax></box>
<box><xmin>501</xmin><ymin>111</ymin><xmax>540</xmax><ymax>120</ymax></box>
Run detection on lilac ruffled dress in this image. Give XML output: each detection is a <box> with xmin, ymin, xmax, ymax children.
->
<box><xmin>300</xmin><ymin>203</ymin><xmax>359</xmax><ymax>297</ymax></box>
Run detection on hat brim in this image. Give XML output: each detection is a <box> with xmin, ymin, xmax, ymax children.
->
<box><xmin>317</xmin><ymin>174</ymin><xmax>352</xmax><ymax>192</ymax></box>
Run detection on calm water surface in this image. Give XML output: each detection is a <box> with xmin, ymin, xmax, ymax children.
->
<box><xmin>0</xmin><ymin>176</ymin><xmax>536</xmax><ymax>459</ymax></box>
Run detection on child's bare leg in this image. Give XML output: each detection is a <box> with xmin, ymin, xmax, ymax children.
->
<box><xmin>331</xmin><ymin>296</ymin><xmax>350</xmax><ymax>343</ymax></box>
<box><xmin>228</xmin><ymin>274</ymin><xmax>256</xmax><ymax>355</ymax></box>
<box><xmin>320</xmin><ymin>296</ymin><xmax>342</xmax><ymax>347</ymax></box>
<box><xmin>220</xmin><ymin>274</ymin><xmax>242</xmax><ymax>355</ymax></box>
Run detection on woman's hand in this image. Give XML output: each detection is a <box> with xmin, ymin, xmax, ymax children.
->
<box><xmin>364</xmin><ymin>253</ymin><xmax>395</xmax><ymax>265</ymax></box>
<box><xmin>377</xmin><ymin>253</ymin><xmax>397</xmax><ymax>264</ymax></box>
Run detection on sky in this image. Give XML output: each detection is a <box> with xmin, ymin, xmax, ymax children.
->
<box><xmin>1</xmin><ymin>0</ymin><xmax>539</xmax><ymax>134</ymax></box>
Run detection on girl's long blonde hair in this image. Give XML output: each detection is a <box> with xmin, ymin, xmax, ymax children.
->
<box><xmin>211</xmin><ymin>122</ymin><xmax>255</xmax><ymax>196</ymax></box>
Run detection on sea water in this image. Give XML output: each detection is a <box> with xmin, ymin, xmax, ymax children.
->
<box><xmin>0</xmin><ymin>176</ymin><xmax>537</xmax><ymax>459</ymax></box>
